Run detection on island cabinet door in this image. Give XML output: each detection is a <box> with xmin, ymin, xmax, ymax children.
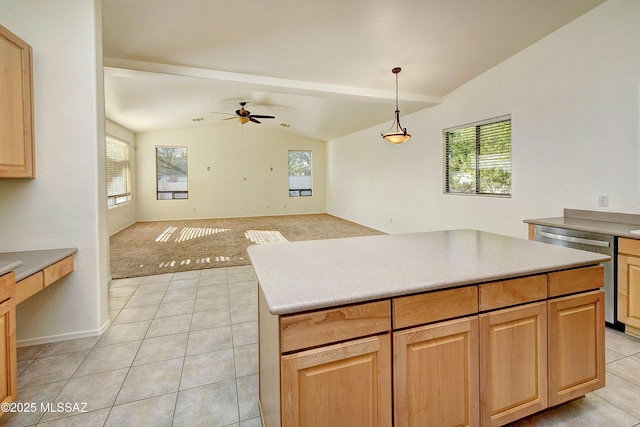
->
<box><xmin>548</xmin><ymin>290</ymin><xmax>605</xmax><ymax>406</ymax></box>
<box><xmin>280</xmin><ymin>334</ymin><xmax>392</xmax><ymax>427</ymax></box>
<box><xmin>394</xmin><ymin>316</ymin><xmax>479</xmax><ymax>427</ymax></box>
<box><xmin>479</xmin><ymin>302</ymin><xmax>548</xmax><ymax>427</ymax></box>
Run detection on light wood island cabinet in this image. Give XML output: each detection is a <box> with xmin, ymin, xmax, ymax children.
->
<box><xmin>258</xmin><ymin>266</ymin><xmax>605</xmax><ymax>427</ymax></box>
<box><xmin>261</xmin><ymin>298</ymin><xmax>392</xmax><ymax>427</ymax></box>
<box><xmin>478</xmin><ymin>274</ymin><xmax>548</xmax><ymax>426</ymax></box>
<box><xmin>394</xmin><ymin>316</ymin><xmax>479</xmax><ymax>427</ymax></box>
<box><xmin>281</xmin><ymin>334</ymin><xmax>392</xmax><ymax>427</ymax></box>
<box><xmin>548</xmin><ymin>289</ymin><xmax>604</xmax><ymax>406</ymax></box>
<box><xmin>480</xmin><ymin>302</ymin><xmax>548</xmax><ymax>426</ymax></box>
<box><xmin>393</xmin><ymin>286</ymin><xmax>479</xmax><ymax>427</ymax></box>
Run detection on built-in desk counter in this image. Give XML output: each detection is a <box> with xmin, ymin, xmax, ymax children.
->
<box><xmin>0</xmin><ymin>248</ymin><xmax>77</xmax><ymax>304</ymax></box>
<box><xmin>0</xmin><ymin>248</ymin><xmax>76</xmax><ymax>411</ymax></box>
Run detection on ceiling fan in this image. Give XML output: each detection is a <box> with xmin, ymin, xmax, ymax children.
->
<box><xmin>215</xmin><ymin>101</ymin><xmax>276</xmax><ymax>125</ymax></box>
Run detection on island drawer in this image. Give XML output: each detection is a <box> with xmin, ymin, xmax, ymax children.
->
<box><xmin>0</xmin><ymin>271</ymin><xmax>16</xmax><ymax>303</ymax></box>
<box><xmin>16</xmin><ymin>272</ymin><xmax>43</xmax><ymax>304</ymax></box>
<box><xmin>479</xmin><ymin>274</ymin><xmax>547</xmax><ymax>311</ymax></box>
<box><xmin>44</xmin><ymin>255</ymin><xmax>74</xmax><ymax>287</ymax></box>
<box><xmin>548</xmin><ymin>265</ymin><xmax>604</xmax><ymax>297</ymax></box>
<box><xmin>393</xmin><ymin>286</ymin><xmax>478</xmax><ymax>329</ymax></box>
<box><xmin>280</xmin><ymin>300</ymin><xmax>391</xmax><ymax>353</ymax></box>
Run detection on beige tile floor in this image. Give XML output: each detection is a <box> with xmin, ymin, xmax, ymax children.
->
<box><xmin>0</xmin><ymin>265</ymin><xmax>639</xmax><ymax>426</ymax></box>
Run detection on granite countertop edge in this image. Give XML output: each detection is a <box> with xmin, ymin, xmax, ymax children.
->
<box><xmin>0</xmin><ymin>248</ymin><xmax>78</xmax><ymax>281</ymax></box>
<box><xmin>249</xmin><ymin>229</ymin><xmax>609</xmax><ymax>316</ymax></box>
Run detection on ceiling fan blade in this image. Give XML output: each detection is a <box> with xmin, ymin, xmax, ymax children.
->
<box><xmin>213</xmin><ymin>102</ymin><xmax>275</xmax><ymax>125</ymax></box>
<box><xmin>249</xmin><ymin>115</ymin><xmax>275</xmax><ymax>119</ymax></box>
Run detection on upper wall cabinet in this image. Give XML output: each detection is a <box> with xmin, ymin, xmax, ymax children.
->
<box><xmin>0</xmin><ymin>24</ymin><xmax>34</xmax><ymax>178</ymax></box>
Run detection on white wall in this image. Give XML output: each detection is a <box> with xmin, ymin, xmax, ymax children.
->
<box><xmin>0</xmin><ymin>0</ymin><xmax>109</xmax><ymax>345</ymax></box>
<box><xmin>327</xmin><ymin>0</ymin><xmax>640</xmax><ymax>238</ymax></box>
<box><xmin>135</xmin><ymin>124</ymin><xmax>326</xmax><ymax>221</ymax></box>
<box><xmin>106</xmin><ymin>120</ymin><xmax>136</xmax><ymax>235</ymax></box>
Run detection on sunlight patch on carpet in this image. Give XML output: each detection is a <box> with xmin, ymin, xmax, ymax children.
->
<box><xmin>155</xmin><ymin>227</ymin><xmax>231</xmax><ymax>243</ymax></box>
<box><xmin>176</xmin><ymin>227</ymin><xmax>231</xmax><ymax>242</ymax></box>
<box><xmin>155</xmin><ymin>227</ymin><xmax>178</xmax><ymax>242</ymax></box>
<box><xmin>245</xmin><ymin>230</ymin><xmax>289</xmax><ymax>245</ymax></box>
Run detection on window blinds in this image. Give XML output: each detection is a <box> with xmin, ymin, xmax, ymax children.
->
<box><xmin>444</xmin><ymin>116</ymin><xmax>511</xmax><ymax>196</ymax></box>
<box><xmin>106</xmin><ymin>136</ymin><xmax>130</xmax><ymax>207</ymax></box>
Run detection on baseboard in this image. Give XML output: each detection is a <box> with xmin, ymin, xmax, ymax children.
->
<box><xmin>16</xmin><ymin>318</ymin><xmax>111</xmax><ymax>348</ymax></box>
<box><xmin>109</xmin><ymin>220</ymin><xmax>138</xmax><ymax>237</ymax></box>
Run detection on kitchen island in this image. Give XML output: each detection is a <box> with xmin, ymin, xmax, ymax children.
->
<box><xmin>249</xmin><ymin>229</ymin><xmax>610</xmax><ymax>427</ymax></box>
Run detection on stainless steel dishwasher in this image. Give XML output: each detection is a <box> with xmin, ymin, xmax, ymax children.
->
<box><xmin>533</xmin><ymin>224</ymin><xmax>621</xmax><ymax>329</ymax></box>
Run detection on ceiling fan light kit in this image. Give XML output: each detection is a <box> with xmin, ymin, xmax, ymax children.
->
<box><xmin>381</xmin><ymin>67</ymin><xmax>411</xmax><ymax>144</ymax></box>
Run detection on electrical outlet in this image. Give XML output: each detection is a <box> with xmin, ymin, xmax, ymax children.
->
<box><xmin>598</xmin><ymin>195</ymin><xmax>609</xmax><ymax>207</ymax></box>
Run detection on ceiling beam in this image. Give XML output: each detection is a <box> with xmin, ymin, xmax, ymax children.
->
<box><xmin>103</xmin><ymin>57</ymin><xmax>441</xmax><ymax>106</ymax></box>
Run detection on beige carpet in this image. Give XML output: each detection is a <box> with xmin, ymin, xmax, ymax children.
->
<box><xmin>109</xmin><ymin>214</ymin><xmax>384</xmax><ymax>278</ymax></box>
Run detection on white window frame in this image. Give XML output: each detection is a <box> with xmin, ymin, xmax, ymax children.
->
<box><xmin>443</xmin><ymin>115</ymin><xmax>512</xmax><ymax>197</ymax></box>
<box><xmin>156</xmin><ymin>146</ymin><xmax>189</xmax><ymax>200</ymax></box>
<box><xmin>288</xmin><ymin>150</ymin><xmax>313</xmax><ymax>197</ymax></box>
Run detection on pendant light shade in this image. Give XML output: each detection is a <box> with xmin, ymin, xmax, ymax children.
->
<box><xmin>381</xmin><ymin>67</ymin><xmax>411</xmax><ymax>144</ymax></box>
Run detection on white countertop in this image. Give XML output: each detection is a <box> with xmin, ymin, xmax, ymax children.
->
<box><xmin>248</xmin><ymin>229</ymin><xmax>610</xmax><ymax>315</ymax></box>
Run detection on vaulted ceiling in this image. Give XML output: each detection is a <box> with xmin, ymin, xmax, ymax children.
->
<box><xmin>102</xmin><ymin>0</ymin><xmax>606</xmax><ymax>141</ymax></box>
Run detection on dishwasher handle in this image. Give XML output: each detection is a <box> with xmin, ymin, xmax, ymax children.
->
<box><xmin>536</xmin><ymin>230</ymin><xmax>610</xmax><ymax>248</ymax></box>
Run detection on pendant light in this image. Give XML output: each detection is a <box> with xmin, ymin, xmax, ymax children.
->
<box><xmin>381</xmin><ymin>67</ymin><xmax>411</xmax><ymax>144</ymax></box>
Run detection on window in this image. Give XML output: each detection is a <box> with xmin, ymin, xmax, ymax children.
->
<box><xmin>288</xmin><ymin>150</ymin><xmax>312</xmax><ymax>197</ymax></box>
<box><xmin>156</xmin><ymin>146</ymin><xmax>188</xmax><ymax>200</ymax></box>
<box><xmin>106</xmin><ymin>135</ymin><xmax>130</xmax><ymax>207</ymax></box>
<box><xmin>444</xmin><ymin>115</ymin><xmax>512</xmax><ymax>196</ymax></box>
